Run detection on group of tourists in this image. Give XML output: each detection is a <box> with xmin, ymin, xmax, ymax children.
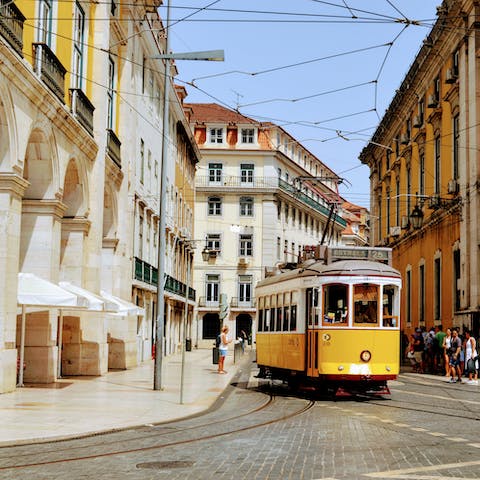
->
<box><xmin>405</xmin><ymin>325</ymin><xmax>479</xmax><ymax>384</ymax></box>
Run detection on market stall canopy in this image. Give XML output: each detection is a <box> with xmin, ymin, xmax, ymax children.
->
<box><xmin>18</xmin><ymin>273</ymin><xmax>85</xmax><ymax>307</ymax></box>
<box><xmin>100</xmin><ymin>290</ymin><xmax>145</xmax><ymax>316</ymax></box>
<box><xmin>59</xmin><ymin>282</ymin><xmax>119</xmax><ymax>312</ymax></box>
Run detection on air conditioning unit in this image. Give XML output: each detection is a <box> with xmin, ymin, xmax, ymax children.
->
<box><xmin>389</xmin><ymin>226</ymin><xmax>401</xmax><ymax>237</ymax></box>
<box><xmin>447</xmin><ymin>179</ymin><xmax>459</xmax><ymax>194</ymax></box>
<box><xmin>445</xmin><ymin>68</ymin><xmax>458</xmax><ymax>84</ymax></box>
<box><xmin>399</xmin><ymin>133</ymin><xmax>410</xmax><ymax>145</ymax></box>
<box><xmin>412</xmin><ymin>115</ymin><xmax>423</xmax><ymax>128</ymax></box>
<box><xmin>427</xmin><ymin>94</ymin><xmax>438</xmax><ymax>108</ymax></box>
<box><xmin>238</xmin><ymin>257</ymin><xmax>249</xmax><ymax>266</ymax></box>
<box><xmin>401</xmin><ymin>215</ymin><xmax>410</xmax><ymax>229</ymax></box>
<box><xmin>428</xmin><ymin>194</ymin><xmax>441</xmax><ymax>209</ymax></box>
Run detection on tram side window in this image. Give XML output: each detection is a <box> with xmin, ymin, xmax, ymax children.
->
<box><xmin>270</xmin><ymin>307</ymin><xmax>276</xmax><ymax>331</ymax></box>
<box><xmin>382</xmin><ymin>284</ymin><xmax>398</xmax><ymax>327</ymax></box>
<box><xmin>283</xmin><ymin>306</ymin><xmax>289</xmax><ymax>331</ymax></box>
<box><xmin>290</xmin><ymin>305</ymin><xmax>297</xmax><ymax>331</ymax></box>
<box><xmin>323</xmin><ymin>284</ymin><xmax>348</xmax><ymax>325</ymax></box>
<box><xmin>258</xmin><ymin>309</ymin><xmax>264</xmax><ymax>332</ymax></box>
<box><xmin>276</xmin><ymin>307</ymin><xmax>283</xmax><ymax>331</ymax></box>
<box><xmin>354</xmin><ymin>284</ymin><xmax>379</xmax><ymax>325</ymax></box>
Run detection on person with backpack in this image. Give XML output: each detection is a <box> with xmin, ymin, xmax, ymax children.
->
<box><xmin>217</xmin><ymin>325</ymin><xmax>232</xmax><ymax>374</ymax></box>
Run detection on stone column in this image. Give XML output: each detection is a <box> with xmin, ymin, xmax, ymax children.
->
<box><xmin>0</xmin><ymin>173</ymin><xmax>29</xmax><ymax>393</ymax></box>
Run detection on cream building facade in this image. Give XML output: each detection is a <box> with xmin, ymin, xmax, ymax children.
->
<box><xmin>0</xmin><ymin>0</ymin><xmax>197</xmax><ymax>393</ymax></box>
<box><xmin>186</xmin><ymin>103</ymin><xmax>347</xmax><ymax>347</ymax></box>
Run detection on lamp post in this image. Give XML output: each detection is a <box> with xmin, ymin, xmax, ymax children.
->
<box><xmin>410</xmin><ymin>204</ymin><xmax>424</xmax><ymax>230</ymax></box>
<box><xmin>153</xmin><ymin>0</ymin><xmax>224</xmax><ymax>390</ymax></box>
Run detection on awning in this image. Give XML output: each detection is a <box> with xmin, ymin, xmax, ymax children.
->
<box><xmin>18</xmin><ymin>273</ymin><xmax>84</xmax><ymax>307</ymax></box>
<box><xmin>59</xmin><ymin>282</ymin><xmax>118</xmax><ymax>312</ymax></box>
<box><xmin>100</xmin><ymin>290</ymin><xmax>145</xmax><ymax>316</ymax></box>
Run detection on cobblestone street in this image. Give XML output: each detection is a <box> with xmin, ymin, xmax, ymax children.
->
<box><xmin>2</xmin><ymin>369</ymin><xmax>480</xmax><ymax>480</ymax></box>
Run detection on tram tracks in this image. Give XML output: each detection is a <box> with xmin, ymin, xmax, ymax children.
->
<box><xmin>0</xmin><ymin>391</ymin><xmax>315</xmax><ymax>471</ymax></box>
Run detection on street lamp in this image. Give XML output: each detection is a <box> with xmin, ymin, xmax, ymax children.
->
<box><xmin>153</xmin><ymin>0</ymin><xmax>224</xmax><ymax>391</ymax></box>
<box><xmin>410</xmin><ymin>204</ymin><xmax>424</xmax><ymax>230</ymax></box>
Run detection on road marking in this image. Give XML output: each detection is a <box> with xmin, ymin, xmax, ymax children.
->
<box><xmin>411</xmin><ymin>427</ymin><xmax>427</xmax><ymax>432</ymax></box>
<box><xmin>448</xmin><ymin>437</ymin><xmax>467</xmax><ymax>442</ymax></box>
<box><xmin>363</xmin><ymin>458</ymin><xmax>480</xmax><ymax>478</ymax></box>
<box><xmin>468</xmin><ymin>443</ymin><xmax>480</xmax><ymax>448</ymax></box>
<box><xmin>394</xmin><ymin>388</ymin><xmax>480</xmax><ymax>406</ymax></box>
<box><xmin>427</xmin><ymin>431</ymin><xmax>446</xmax><ymax>437</ymax></box>
<box><xmin>393</xmin><ymin>423</ymin><xmax>409</xmax><ymax>427</ymax></box>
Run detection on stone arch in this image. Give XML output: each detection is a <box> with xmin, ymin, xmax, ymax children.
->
<box><xmin>63</xmin><ymin>158</ymin><xmax>87</xmax><ymax>218</ymax></box>
<box><xmin>0</xmin><ymin>86</ymin><xmax>17</xmax><ymax>172</ymax></box>
<box><xmin>23</xmin><ymin>127</ymin><xmax>58</xmax><ymax>200</ymax></box>
<box><xmin>103</xmin><ymin>183</ymin><xmax>117</xmax><ymax>239</ymax></box>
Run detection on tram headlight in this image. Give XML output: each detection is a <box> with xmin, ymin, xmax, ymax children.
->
<box><xmin>360</xmin><ymin>350</ymin><xmax>371</xmax><ymax>362</ymax></box>
<box><xmin>338</xmin><ymin>365</ymin><xmax>344</xmax><ymax>371</ymax></box>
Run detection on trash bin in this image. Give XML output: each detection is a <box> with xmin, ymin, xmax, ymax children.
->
<box><xmin>212</xmin><ymin>347</ymin><xmax>219</xmax><ymax>364</ymax></box>
<box><xmin>186</xmin><ymin>338</ymin><xmax>192</xmax><ymax>351</ymax></box>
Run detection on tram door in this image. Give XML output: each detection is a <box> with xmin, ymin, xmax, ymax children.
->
<box><xmin>306</xmin><ymin>288</ymin><xmax>319</xmax><ymax>377</ymax></box>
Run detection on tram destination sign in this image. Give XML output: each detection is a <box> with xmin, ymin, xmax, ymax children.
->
<box><xmin>327</xmin><ymin>246</ymin><xmax>391</xmax><ymax>264</ymax></box>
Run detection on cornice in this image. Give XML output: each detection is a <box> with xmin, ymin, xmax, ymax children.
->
<box><xmin>61</xmin><ymin>217</ymin><xmax>91</xmax><ymax>235</ymax></box>
<box><xmin>0</xmin><ymin>172</ymin><xmax>30</xmax><ymax>198</ymax></box>
<box><xmin>22</xmin><ymin>199</ymin><xmax>67</xmax><ymax>219</ymax></box>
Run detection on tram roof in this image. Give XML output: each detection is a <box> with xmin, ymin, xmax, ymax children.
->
<box><xmin>257</xmin><ymin>260</ymin><xmax>401</xmax><ymax>287</ymax></box>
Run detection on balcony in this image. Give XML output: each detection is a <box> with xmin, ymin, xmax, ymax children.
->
<box><xmin>198</xmin><ymin>296</ymin><xmax>219</xmax><ymax>308</ymax></box>
<box><xmin>0</xmin><ymin>0</ymin><xmax>25</xmax><ymax>56</ymax></box>
<box><xmin>69</xmin><ymin>89</ymin><xmax>95</xmax><ymax>136</ymax></box>
<box><xmin>134</xmin><ymin>257</ymin><xmax>157</xmax><ymax>286</ymax></box>
<box><xmin>196</xmin><ymin>175</ymin><xmax>277</xmax><ymax>190</ymax></box>
<box><xmin>134</xmin><ymin>258</ymin><xmax>195</xmax><ymax>301</ymax></box>
<box><xmin>33</xmin><ymin>43</ymin><xmax>66</xmax><ymax>102</ymax></box>
<box><xmin>106</xmin><ymin>129</ymin><xmax>121</xmax><ymax>168</ymax></box>
<box><xmin>230</xmin><ymin>297</ymin><xmax>256</xmax><ymax>309</ymax></box>
<box><xmin>278</xmin><ymin>178</ymin><xmax>347</xmax><ymax>227</ymax></box>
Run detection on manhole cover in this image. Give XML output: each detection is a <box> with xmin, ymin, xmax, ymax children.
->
<box><xmin>136</xmin><ymin>461</ymin><xmax>195</xmax><ymax>470</ymax></box>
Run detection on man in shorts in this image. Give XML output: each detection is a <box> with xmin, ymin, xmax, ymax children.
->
<box><xmin>448</xmin><ymin>328</ymin><xmax>462</xmax><ymax>383</ymax></box>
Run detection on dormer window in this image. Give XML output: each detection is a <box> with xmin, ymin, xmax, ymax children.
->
<box><xmin>209</xmin><ymin>127</ymin><xmax>224</xmax><ymax>144</ymax></box>
<box><xmin>241</xmin><ymin>128</ymin><xmax>255</xmax><ymax>144</ymax></box>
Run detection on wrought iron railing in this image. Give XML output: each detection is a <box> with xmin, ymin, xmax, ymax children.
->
<box><xmin>106</xmin><ymin>129</ymin><xmax>121</xmax><ymax>168</ymax></box>
<box><xmin>196</xmin><ymin>175</ymin><xmax>278</xmax><ymax>189</ymax></box>
<box><xmin>198</xmin><ymin>296</ymin><xmax>219</xmax><ymax>307</ymax></box>
<box><xmin>32</xmin><ymin>42</ymin><xmax>66</xmax><ymax>102</ymax></box>
<box><xmin>69</xmin><ymin>88</ymin><xmax>95</xmax><ymax>136</ymax></box>
<box><xmin>0</xmin><ymin>0</ymin><xmax>24</xmax><ymax>56</ymax></box>
<box><xmin>230</xmin><ymin>297</ymin><xmax>256</xmax><ymax>308</ymax></box>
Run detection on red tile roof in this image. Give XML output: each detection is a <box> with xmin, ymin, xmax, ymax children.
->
<box><xmin>185</xmin><ymin>103</ymin><xmax>258</xmax><ymax>125</ymax></box>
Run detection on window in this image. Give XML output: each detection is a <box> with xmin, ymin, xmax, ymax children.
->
<box><xmin>454</xmin><ymin>249</ymin><xmax>461</xmax><ymax>311</ymax></box>
<box><xmin>206</xmin><ymin>234</ymin><xmax>221</xmax><ymax>255</ymax></box>
<box><xmin>418</xmin><ymin>98</ymin><xmax>424</xmax><ymax>124</ymax></box>
<box><xmin>239</xmin><ymin>234</ymin><xmax>253</xmax><ymax>256</ymax></box>
<box><xmin>206</xmin><ymin>274</ymin><xmax>220</xmax><ymax>304</ymax></box>
<box><xmin>240</xmin><ymin>164</ymin><xmax>254</xmax><ymax>184</ymax></box>
<box><xmin>38</xmin><ymin>0</ymin><xmax>53</xmax><ymax>46</ymax></box>
<box><xmin>382</xmin><ymin>285</ymin><xmax>398</xmax><ymax>327</ymax></box>
<box><xmin>452</xmin><ymin>50</ymin><xmax>459</xmax><ymax>76</ymax></box>
<box><xmin>395</xmin><ymin>177</ymin><xmax>400</xmax><ymax>226</ymax></box>
<box><xmin>209</xmin><ymin>128</ymin><xmax>224</xmax><ymax>144</ymax></box>
<box><xmin>138</xmin><ymin>213</ymin><xmax>143</xmax><ymax>259</ymax></box>
<box><xmin>140</xmin><ymin>139</ymin><xmax>144</xmax><ymax>184</ymax></box>
<box><xmin>353</xmin><ymin>284</ymin><xmax>379</xmax><ymax>326</ymax></box>
<box><xmin>419</xmin><ymin>263</ymin><xmax>425</xmax><ymax>324</ymax></box>
<box><xmin>276</xmin><ymin>237</ymin><xmax>281</xmax><ymax>260</ymax></box>
<box><xmin>405</xmin><ymin>268</ymin><xmax>411</xmax><ymax>325</ymax></box>
<box><xmin>238</xmin><ymin>275</ymin><xmax>252</xmax><ymax>305</ymax></box>
<box><xmin>386</xmin><ymin>149</ymin><xmax>391</xmax><ymax>170</ymax></box>
<box><xmin>419</xmin><ymin>152</ymin><xmax>425</xmax><ymax>196</ymax></box>
<box><xmin>240</xmin><ymin>196</ymin><xmax>254</xmax><ymax>216</ymax></box>
<box><xmin>322</xmin><ymin>284</ymin><xmax>348</xmax><ymax>325</ymax></box>
<box><xmin>434</xmin><ymin>75</ymin><xmax>441</xmax><ymax>101</ymax></box>
<box><xmin>241</xmin><ymin>128</ymin><xmax>255</xmax><ymax>144</ymax></box>
<box><xmin>208</xmin><ymin>163</ymin><xmax>222</xmax><ymax>183</ymax></box>
<box><xmin>434</xmin><ymin>257</ymin><xmax>441</xmax><ymax>320</ymax></box>
<box><xmin>434</xmin><ymin>136</ymin><xmax>441</xmax><ymax>194</ymax></box>
<box><xmin>406</xmin><ymin>167</ymin><xmax>411</xmax><ymax>219</ymax></box>
<box><xmin>453</xmin><ymin>115</ymin><xmax>459</xmax><ymax>180</ymax></box>
<box><xmin>386</xmin><ymin>187</ymin><xmax>391</xmax><ymax>232</ymax></box>
<box><xmin>208</xmin><ymin>196</ymin><xmax>222</xmax><ymax>216</ymax></box>
<box><xmin>107</xmin><ymin>57</ymin><xmax>115</xmax><ymax>129</ymax></box>
<box><xmin>72</xmin><ymin>2</ymin><xmax>85</xmax><ymax>89</ymax></box>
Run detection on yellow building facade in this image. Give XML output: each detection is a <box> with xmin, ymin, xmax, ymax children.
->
<box><xmin>359</xmin><ymin>0</ymin><xmax>475</xmax><ymax>336</ymax></box>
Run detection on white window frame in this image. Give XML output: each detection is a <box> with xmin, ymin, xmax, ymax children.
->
<box><xmin>239</xmin><ymin>234</ymin><xmax>253</xmax><ymax>257</ymax></box>
<box><xmin>208</xmin><ymin>126</ymin><xmax>225</xmax><ymax>145</ymax></box>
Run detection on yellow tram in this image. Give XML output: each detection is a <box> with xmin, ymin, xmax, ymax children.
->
<box><xmin>255</xmin><ymin>246</ymin><xmax>402</xmax><ymax>395</ymax></box>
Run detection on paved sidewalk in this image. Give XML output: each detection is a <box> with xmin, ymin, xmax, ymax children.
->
<box><xmin>0</xmin><ymin>348</ymin><xmax>245</xmax><ymax>447</ymax></box>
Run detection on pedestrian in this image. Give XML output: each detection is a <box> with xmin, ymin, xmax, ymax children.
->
<box><xmin>218</xmin><ymin>325</ymin><xmax>232</xmax><ymax>374</ymax></box>
<box><xmin>464</xmin><ymin>330</ymin><xmax>478</xmax><ymax>385</ymax></box>
<box><xmin>413</xmin><ymin>328</ymin><xmax>425</xmax><ymax>373</ymax></box>
<box><xmin>448</xmin><ymin>328</ymin><xmax>462</xmax><ymax>383</ymax></box>
<box><xmin>434</xmin><ymin>325</ymin><xmax>446</xmax><ymax>373</ymax></box>
<box><xmin>239</xmin><ymin>329</ymin><xmax>248</xmax><ymax>353</ymax></box>
<box><xmin>442</xmin><ymin>328</ymin><xmax>452</xmax><ymax>377</ymax></box>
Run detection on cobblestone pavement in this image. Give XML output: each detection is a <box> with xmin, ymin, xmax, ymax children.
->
<box><xmin>2</xmin><ymin>371</ymin><xmax>480</xmax><ymax>480</ymax></box>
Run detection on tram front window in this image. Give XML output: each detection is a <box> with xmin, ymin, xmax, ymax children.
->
<box><xmin>382</xmin><ymin>284</ymin><xmax>398</xmax><ymax>327</ymax></box>
<box><xmin>354</xmin><ymin>284</ymin><xmax>379</xmax><ymax>326</ymax></box>
<box><xmin>322</xmin><ymin>284</ymin><xmax>348</xmax><ymax>325</ymax></box>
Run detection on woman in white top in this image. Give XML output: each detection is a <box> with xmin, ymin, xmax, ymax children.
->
<box><xmin>464</xmin><ymin>330</ymin><xmax>478</xmax><ymax>384</ymax></box>
<box><xmin>443</xmin><ymin>328</ymin><xmax>452</xmax><ymax>377</ymax></box>
<box><xmin>218</xmin><ymin>325</ymin><xmax>232</xmax><ymax>374</ymax></box>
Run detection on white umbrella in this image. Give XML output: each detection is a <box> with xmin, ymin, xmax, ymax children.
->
<box><xmin>100</xmin><ymin>290</ymin><xmax>145</xmax><ymax>316</ymax></box>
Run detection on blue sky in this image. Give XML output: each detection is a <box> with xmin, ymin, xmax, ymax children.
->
<box><xmin>162</xmin><ymin>1</ymin><xmax>440</xmax><ymax>208</ymax></box>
